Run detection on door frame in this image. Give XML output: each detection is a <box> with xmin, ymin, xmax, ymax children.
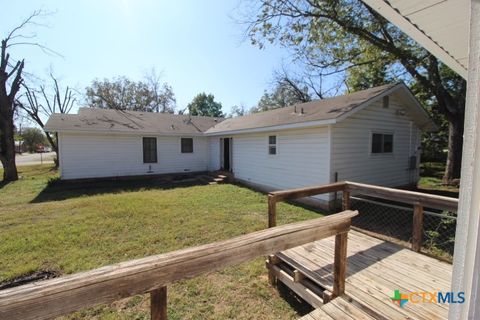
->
<box><xmin>220</xmin><ymin>137</ymin><xmax>233</xmax><ymax>172</ymax></box>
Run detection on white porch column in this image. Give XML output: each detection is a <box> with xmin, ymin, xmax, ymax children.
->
<box><xmin>449</xmin><ymin>0</ymin><xmax>480</xmax><ymax>318</ymax></box>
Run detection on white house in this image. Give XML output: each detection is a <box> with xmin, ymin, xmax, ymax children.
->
<box><xmin>45</xmin><ymin>82</ymin><xmax>435</xmax><ymax>207</ymax></box>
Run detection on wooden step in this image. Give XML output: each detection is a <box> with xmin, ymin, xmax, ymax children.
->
<box><xmin>301</xmin><ymin>295</ymin><xmax>403</xmax><ymax>320</ymax></box>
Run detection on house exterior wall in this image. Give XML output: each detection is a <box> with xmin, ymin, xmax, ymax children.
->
<box><xmin>208</xmin><ymin>137</ymin><xmax>220</xmax><ymax>171</ymax></box>
<box><xmin>228</xmin><ymin>127</ymin><xmax>331</xmax><ymax>203</ymax></box>
<box><xmin>58</xmin><ymin>132</ymin><xmax>209</xmax><ymax>180</ymax></box>
<box><xmin>331</xmin><ymin>95</ymin><xmax>421</xmax><ymax>188</ymax></box>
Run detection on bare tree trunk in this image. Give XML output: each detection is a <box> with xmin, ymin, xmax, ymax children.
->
<box><xmin>0</xmin><ymin>114</ymin><xmax>18</xmax><ymax>181</ymax></box>
<box><xmin>443</xmin><ymin>117</ymin><xmax>464</xmax><ymax>183</ymax></box>
<box><xmin>44</xmin><ymin>132</ymin><xmax>58</xmax><ymax>168</ymax></box>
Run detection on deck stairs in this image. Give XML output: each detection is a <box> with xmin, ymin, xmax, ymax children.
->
<box><xmin>198</xmin><ymin>171</ymin><xmax>234</xmax><ymax>185</ymax></box>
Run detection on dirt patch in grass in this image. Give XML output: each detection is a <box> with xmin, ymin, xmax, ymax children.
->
<box><xmin>0</xmin><ymin>269</ymin><xmax>60</xmax><ymax>290</ymax></box>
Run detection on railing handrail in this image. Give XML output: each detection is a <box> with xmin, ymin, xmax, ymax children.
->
<box><xmin>345</xmin><ymin>181</ymin><xmax>458</xmax><ymax>212</ymax></box>
<box><xmin>269</xmin><ymin>181</ymin><xmax>347</xmax><ymax>202</ymax></box>
<box><xmin>267</xmin><ymin>181</ymin><xmax>458</xmax><ymax>253</ymax></box>
<box><xmin>268</xmin><ymin>181</ymin><xmax>458</xmax><ymax>211</ymax></box>
<box><xmin>0</xmin><ymin>210</ymin><xmax>358</xmax><ymax>320</ymax></box>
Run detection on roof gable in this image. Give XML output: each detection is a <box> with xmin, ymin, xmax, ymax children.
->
<box><xmin>205</xmin><ymin>82</ymin><xmax>435</xmax><ymax>135</ymax></box>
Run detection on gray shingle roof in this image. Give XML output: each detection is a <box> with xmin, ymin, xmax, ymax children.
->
<box><xmin>206</xmin><ymin>83</ymin><xmax>398</xmax><ymax>134</ymax></box>
<box><xmin>45</xmin><ymin>83</ymin><xmax>435</xmax><ymax>134</ymax></box>
<box><xmin>45</xmin><ymin>108</ymin><xmax>224</xmax><ymax>135</ymax></box>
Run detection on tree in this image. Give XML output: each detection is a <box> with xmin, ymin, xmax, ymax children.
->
<box><xmin>0</xmin><ymin>13</ymin><xmax>38</xmax><ymax>181</ymax></box>
<box><xmin>252</xmin><ymin>75</ymin><xmax>311</xmax><ymax>113</ymax></box>
<box><xmin>187</xmin><ymin>93</ymin><xmax>224</xmax><ymax>117</ymax></box>
<box><xmin>244</xmin><ymin>0</ymin><xmax>466</xmax><ymax>183</ymax></box>
<box><xmin>229</xmin><ymin>104</ymin><xmax>247</xmax><ymax>117</ymax></box>
<box><xmin>21</xmin><ymin>127</ymin><xmax>46</xmax><ymax>153</ymax></box>
<box><xmin>17</xmin><ymin>73</ymin><xmax>75</xmax><ymax>167</ymax></box>
<box><xmin>85</xmin><ymin>74</ymin><xmax>176</xmax><ymax>113</ymax></box>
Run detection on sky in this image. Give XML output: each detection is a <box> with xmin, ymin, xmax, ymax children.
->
<box><xmin>2</xmin><ymin>0</ymin><xmax>293</xmax><ymax>116</ymax></box>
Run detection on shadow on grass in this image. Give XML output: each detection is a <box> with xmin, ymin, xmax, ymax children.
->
<box><xmin>31</xmin><ymin>175</ymin><xmax>212</xmax><ymax>203</ymax></box>
<box><xmin>420</xmin><ymin>162</ymin><xmax>446</xmax><ymax>179</ymax></box>
<box><xmin>0</xmin><ymin>181</ymin><xmax>10</xmax><ymax>189</ymax></box>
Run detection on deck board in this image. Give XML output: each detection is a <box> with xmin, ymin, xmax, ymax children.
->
<box><xmin>278</xmin><ymin>230</ymin><xmax>452</xmax><ymax>320</ymax></box>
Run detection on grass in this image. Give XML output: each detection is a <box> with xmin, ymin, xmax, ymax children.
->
<box><xmin>418</xmin><ymin>162</ymin><xmax>459</xmax><ymax>196</ymax></box>
<box><xmin>0</xmin><ymin>165</ymin><xmax>321</xmax><ymax>319</ymax></box>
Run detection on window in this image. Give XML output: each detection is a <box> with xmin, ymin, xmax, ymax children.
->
<box><xmin>268</xmin><ymin>135</ymin><xmax>277</xmax><ymax>155</ymax></box>
<box><xmin>143</xmin><ymin>137</ymin><xmax>157</xmax><ymax>163</ymax></box>
<box><xmin>382</xmin><ymin>96</ymin><xmax>390</xmax><ymax>109</ymax></box>
<box><xmin>371</xmin><ymin>133</ymin><xmax>393</xmax><ymax>154</ymax></box>
<box><xmin>181</xmin><ymin>138</ymin><xmax>193</xmax><ymax>153</ymax></box>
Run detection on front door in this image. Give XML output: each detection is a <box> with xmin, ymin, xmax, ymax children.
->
<box><xmin>223</xmin><ymin>138</ymin><xmax>231</xmax><ymax>171</ymax></box>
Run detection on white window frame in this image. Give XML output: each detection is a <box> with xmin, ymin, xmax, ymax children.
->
<box><xmin>268</xmin><ymin>135</ymin><xmax>277</xmax><ymax>155</ymax></box>
<box><xmin>369</xmin><ymin>131</ymin><xmax>394</xmax><ymax>156</ymax></box>
<box><xmin>180</xmin><ymin>137</ymin><xmax>194</xmax><ymax>154</ymax></box>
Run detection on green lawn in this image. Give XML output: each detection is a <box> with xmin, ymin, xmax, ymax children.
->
<box><xmin>0</xmin><ymin>165</ymin><xmax>321</xmax><ymax>320</ymax></box>
<box><xmin>418</xmin><ymin>162</ymin><xmax>459</xmax><ymax>196</ymax></box>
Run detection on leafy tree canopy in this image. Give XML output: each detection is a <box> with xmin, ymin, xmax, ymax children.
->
<box><xmin>21</xmin><ymin>127</ymin><xmax>47</xmax><ymax>153</ymax></box>
<box><xmin>252</xmin><ymin>77</ymin><xmax>311</xmax><ymax>113</ymax></box>
<box><xmin>85</xmin><ymin>76</ymin><xmax>176</xmax><ymax>113</ymax></box>
<box><xmin>229</xmin><ymin>104</ymin><xmax>247</xmax><ymax>118</ymax></box>
<box><xmin>187</xmin><ymin>93</ymin><xmax>224</xmax><ymax>117</ymax></box>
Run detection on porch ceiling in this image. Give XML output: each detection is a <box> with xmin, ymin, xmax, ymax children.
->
<box><xmin>362</xmin><ymin>0</ymin><xmax>469</xmax><ymax>79</ymax></box>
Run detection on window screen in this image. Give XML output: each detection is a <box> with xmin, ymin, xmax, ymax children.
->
<box><xmin>143</xmin><ymin>137</ymin><xmax>157</xmax><ymax>163</ymax></box>
<box><xmin>181</xmin><ymin>138</ymin><xmax>193</xmax><ymax>153</ymax></box>
<box><xmin>371</xmin><ymin>133</ymin><xmax>393</xmax><ymax>154</ymax></box>
<box><xmin>268</xmin><ymin>135</ymin><xmax>277</xmax><ymax>155</ymax></box>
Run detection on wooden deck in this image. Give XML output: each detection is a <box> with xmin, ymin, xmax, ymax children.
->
<box><xmin>270</xmin><ymin>230</ymin><xmax>452</xmax><ymax>320</ymax></box>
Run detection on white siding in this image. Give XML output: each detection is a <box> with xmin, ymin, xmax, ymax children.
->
<box><xmin>59</xmin><ymin>132</ymin><xmax>208</xmax><ymax>179</ymax></box>
<box><xmin>208</xmin><ymin>137</ymin><xmax>220</xmax><ymax>171</ymax></box>
<box><xmin>331</xmin><ymin>96</ymin><xmax>421</xmax><ymax>187</ymax></box>
<box><xmin>230</xmin><ymin>127</ymin><xmax>330</xmax><ymax>200</ymax></box>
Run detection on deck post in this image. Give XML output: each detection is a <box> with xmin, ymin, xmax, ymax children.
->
<box><xmin>151</xmin><ymin>287</ymin><xmax>167</xmax><ymax>320</ymax></box>
<box><xmin>268</xmin><ymin>195</ymin><xmax>277</xmax><ymax>228</ymax></box>
<box><xmin>333</xmin><ymin>232</ymin><xmax>348</xmax><ymax>297</ymax></box>
<box><xmin>412</xmin><ymin>203</ymin><xmax>424</xmax><ymax>252</ymax></box>
<box><xmin>266</xmin><ymin>254</ymin><xmax>279</xmax><ymax>285</ymax></box>
<box><xmin>342</xmin><ymin>189</ymin><xmax>350</xmax><ymax>211</ymax></box>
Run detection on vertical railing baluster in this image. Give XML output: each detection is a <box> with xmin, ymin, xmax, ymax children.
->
<box><xmin>268</xmin><ymin>195</ymin><xmax>277</xmax><ymax>228</ymax></box>
<box><xmin>412</xmin><ymin>203</ymin><xmax>424</xmax><ymax>252</ymax></box>
<box><xmin>342</xmin><ymin>189</ymin><xmax>351</xmax><ymax>211</ymax></box>
<box><xmin>151</xmin><ymin>286</ymin><xmax>167</xmax><ymax>320</ymax></box>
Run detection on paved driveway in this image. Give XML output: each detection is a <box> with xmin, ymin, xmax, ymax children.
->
<box><xmin>15</xmin><ymin>152</ymin><xmax>56</xmax><ymax>166</ymax></box>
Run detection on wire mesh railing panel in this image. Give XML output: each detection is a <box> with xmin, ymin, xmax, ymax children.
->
<box><xmin>350</xmin><ymin>197</ymin><xmax>413</xmax><ymax>243</ymax></box>
<box><xmin>423</xmin><ymin>211</ymin><xmax>456</xmax><ymax>259</ymax></box>
<box><xmin>350</xmin><ymin>196</ymin><xmax>456</xmax><ymax>260</ymax></box>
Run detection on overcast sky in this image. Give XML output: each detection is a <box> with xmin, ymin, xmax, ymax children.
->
<box><xmin>3</xmin><ymin>0</ymin><xmax>293</xmax><ymax>116</ymax></box>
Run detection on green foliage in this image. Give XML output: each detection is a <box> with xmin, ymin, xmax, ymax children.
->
<box><xmin>85</xmin><ymin>76</ymin><xmax>176</xmax><ymax>113</ymax></box>
<box><xmin>187</xmin><ymin>93</ymin><xmax>224</xmax><ymax>117</ymax></box>
<box><xmin>229</xmin><ymin>105</ymin><xmax>247</xmax><ymax>117</ymax></box>
<box><xmin>20</xmin><ymin>127</ymin><xmax>47</xmax><ymax>153</ymax></box>
<box><xmin>247</xmin><ymin>0</ymin><xmax>411</xmax><ymax>83</ymax></box>
<box><xmin>423</xmin><ymin>211</ymin><xmax>456</xmax><ymax>259</ymax></box>
<box><xmin>252</xmin><ymin>81</ymin><xmax>310</xmax><ymax>113</ymax></box>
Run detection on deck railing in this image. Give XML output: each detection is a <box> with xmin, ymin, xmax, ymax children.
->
<box><xmin>0</xmin><ymin>210</ymin><xmax>357</xmax><ymax>320</ymax></box>
<box><xmin>267</xmin><ymin>181</ymin><xmax>458</xmax><ymax>253</ymax></box>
